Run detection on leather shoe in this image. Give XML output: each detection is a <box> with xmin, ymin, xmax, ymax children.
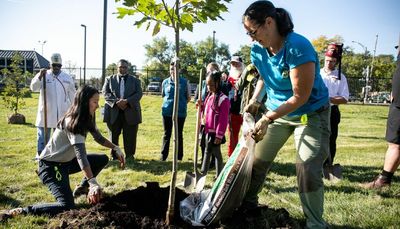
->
<box><xmin>361</xmin><ymin>175</ymin><xmax>391</xmax><ymax>189</ymax></box>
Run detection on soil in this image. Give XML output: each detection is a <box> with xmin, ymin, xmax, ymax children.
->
<box><xmin>48</xmin><ymin>182</ymin><xmax>301</xmax><ymax>229</ymax></box>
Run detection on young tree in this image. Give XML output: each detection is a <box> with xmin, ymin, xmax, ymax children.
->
<box><xmin>116</xmin><ymin>0</ymin><xmax>231</xmax><ymax>224</ymax></box>
<box><xmin>0</xmin><ymin>52</ymin><xmax>31</xmax><ymax>124</ymax></box>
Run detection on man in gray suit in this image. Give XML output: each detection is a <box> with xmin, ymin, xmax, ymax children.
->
<box><xmin>102</xmin><ymin>59</ymin><xmax>142</xmax><ymax>161</ymax></box>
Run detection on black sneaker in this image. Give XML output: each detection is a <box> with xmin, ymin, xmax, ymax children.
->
<box><xmin>73</xmin><ymin>185</ymin><xmax>89</xmax><ymax>198</ymax></box>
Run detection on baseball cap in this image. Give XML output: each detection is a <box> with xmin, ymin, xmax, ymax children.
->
<box><xmin>230</xmin><ymin>56</ymin><xmax>243</xmax><ymax>64</ymax></box>
<box><xmin>50</xmin><ymin>53</ymin><xmax>62</xmax><ymax>65</ymax></box>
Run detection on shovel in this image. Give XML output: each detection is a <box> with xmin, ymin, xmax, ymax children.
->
<box><xmin>184</xmin><ymin>68</ymin><xmax>206</xmax><ymax>192</ymax></box>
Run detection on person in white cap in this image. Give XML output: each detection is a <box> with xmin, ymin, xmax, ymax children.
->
<box><xmin>227</xmin><ymin>55</ymin><xmax>245</xmax><ymax>156</ymax></box>
<box><xmin>30</xmin><ymin>53</ymin><xmax>76</xmax><ymax>156</ymax></box>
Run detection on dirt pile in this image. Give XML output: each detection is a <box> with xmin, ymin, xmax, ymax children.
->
<box><xmin>48</xmin><ymin>182</ymin><xmax>300</xmax><ymax>229</ymax></box>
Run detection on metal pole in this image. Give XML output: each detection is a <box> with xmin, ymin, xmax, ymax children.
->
<box><xmin>38</xmin><ymin>40</ymin><xmax>47</xmax><ymax>56</ymax></box>
<box><xmin>212</xmin><ymin>31</ymin><xmax>216</xmax><ymax>61</ymax></box>
<box><xmin>370</xmin><ymin>34</ymin><xmax>379</xmax><ymax>80</ymax></box>
<box><xmin>101</xmin><ymin>0</ymin><xmax>108</xmax><ymax>86</ymax></box>
<box><xmin>352</xmin><ymin>41</ymin><xmax>369</xmax><ymax>104</ymax></box>
<box><xmin>81</xmin><ymin>24</ymin><xmax>87</xmax><ymax>85</ymax></box>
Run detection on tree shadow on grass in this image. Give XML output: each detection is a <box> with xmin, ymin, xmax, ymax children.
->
<box><xmin>21</xmin><ymin>122</ymin><xmax>35</xmax><ymax>128</ymax></box>
<box><xmin>347</xmin><ymin>135</ymin><xmax>385</xmax><ymax>140</ymax></box>
<box><xmin>0</xmin><ymin>193</ymin><xmax>21</xmax><ymax>208</ymax></box>
<box><xmin>269</xmin><ymin>161</ymin><xmax>385</xmax><ymax>183</ymax></box>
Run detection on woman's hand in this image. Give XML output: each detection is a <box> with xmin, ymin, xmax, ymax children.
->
<box><xmin>113</xmin><ymin>146</ymin><xmax>126</xmax><ymax>169</ymax></box>
<box><xmin>87</xmin><ymin>178</ymin><xmax>103</xmax><ymax>205</ymax></box>
<box><xmin>252</xmin><ymin>115</ymin><xmax>272</xmax><ymax>142</ymax></box>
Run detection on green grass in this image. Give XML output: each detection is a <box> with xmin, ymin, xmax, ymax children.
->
<box><xmin>0</xmin><ymin>94</ymin><xmax>399</xmax><ymax>228</ymax></box>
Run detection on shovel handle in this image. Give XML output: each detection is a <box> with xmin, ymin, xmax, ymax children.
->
<box><xmin>193</xmin><ymin>68</ymin><xmax>204</xmax><ymax>176</ymax></box>
<box><xmin>42</xmin><ymin>71</ymin><xmax>48</xmax><ymax>141</ymax></box>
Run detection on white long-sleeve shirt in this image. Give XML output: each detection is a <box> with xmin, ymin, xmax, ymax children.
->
<box><xmin>30</xmin><ymin>70</ymin><xmax>76</xmax><ymax>128</ymax></box>
<box><xmin>320</xmin><ymin>69</ymin><xmax>349</xmax><ymax>104</ymax></box>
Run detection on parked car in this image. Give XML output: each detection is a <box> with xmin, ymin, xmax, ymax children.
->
<box><xmin>147</xmin><ymin>82</ymin><xmax>161</xmax><ymax>92</ymax></box>
<box><xmin>368</xmin><ymin>92</ymin><xmax>391</xmax><ymax>104</ymax></box>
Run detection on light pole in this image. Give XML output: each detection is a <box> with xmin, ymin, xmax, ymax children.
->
<box><xmin>81</xmin><ymin>24</ymin><xmax>87</xmax><ymax>85</ymax></box>
<box><xmin>212</xmin><ymin>31</ymin><xmax>216</xmax><ymax>61</ymax></box>
<box><xmin>352</xmin><ymin>40</ymin><xmax>369</xmax><ymax>104</ymax></box>
<box><xmin>38</xmin><ymin>40</ymin><xmax>47</xmax><ymax>56</ymax></box>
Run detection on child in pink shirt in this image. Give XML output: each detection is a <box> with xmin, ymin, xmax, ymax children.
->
<box><xmin>200</xmin><ymin>71</ymin><xmax>230</xmax><ymax>177</ymax></box>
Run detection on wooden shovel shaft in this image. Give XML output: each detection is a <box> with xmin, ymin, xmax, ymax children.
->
<box><xmin>42</xmin><ymin>72</ymin><xmax>48</xmax><ymax>142</ymax></box>
<box><xmin>194</xmin><ymin>68</ymin><xmax>204</xmax><ymax>180</ymax></box>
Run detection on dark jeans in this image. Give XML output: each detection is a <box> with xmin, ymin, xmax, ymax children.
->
<box><xmin>201</xmin><ymin>133</ymin><xmax>224</xmax><ymax>177</ymax></box>
<box><xmin>24</xmin><ymin>154</ymin><xmax>108</xmax><ymax>216</ymax></box>
<box><xmin>325</xmin><ymin>105</ymin><xmax>340</xmax><ymax>166</ymax></box>
<box><xmin>161</xmin><ymin>116</ymin><xmax>185</xmax><ymax>160</ymax></box>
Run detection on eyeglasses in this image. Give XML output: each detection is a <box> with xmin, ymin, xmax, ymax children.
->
<box><xmin>246</xmin><ymin>24</ymin><xmax>261</xmax><ymax>37</ymax></box>
<box><xmin>118</xmin><ymin>66</ymin><xmax>127</xmax><ymax>69</ymax></box>
<box><xmin>52</xmin><ymin>64</ymin><xmax>62</xmax><ymax>68</ymax></box>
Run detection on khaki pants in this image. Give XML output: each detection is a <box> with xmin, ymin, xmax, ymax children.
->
<box><xmin>244</xmin><ymin>105</ymin><xmax>330</xmax><ymax>229</ymax></box>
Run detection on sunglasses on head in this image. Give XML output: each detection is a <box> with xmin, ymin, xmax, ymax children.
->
<box><xmin>52</xmin><ymin>64</ymin><xmax>62</xmax><ymax>68</ymax></box>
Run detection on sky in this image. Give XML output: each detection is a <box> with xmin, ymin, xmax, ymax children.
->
<box><xmin>1</xmin><ymin>0</ymin><xmax>399</xmax><ymax>75</ymax></box>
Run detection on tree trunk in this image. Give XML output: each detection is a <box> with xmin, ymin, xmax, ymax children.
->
<box><xmin>166</xmin><ymin>0</ymin><xmax>180</xmax><ymax>225</ymax></box>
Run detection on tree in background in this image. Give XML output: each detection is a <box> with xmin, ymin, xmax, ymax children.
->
<box><xmin>115</xmin><ymin>0</ymin><xmax>231</xmax><ymax>224</ymax></box>
<box><xmin>194</xmin><ymin>36</ymin><xmax>230</xmax><ymax>69</ymax></box>
<box><xmin>0</xmin><ymin>52</ymin><xmax>32</xmax><ymax>124</ymax></box>
<box><xmin>143</xmin><ymin>36</ymin><xmax>231</xmax><ymax>83</ymax></box>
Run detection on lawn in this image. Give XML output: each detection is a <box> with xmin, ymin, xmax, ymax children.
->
<box><xmin>0</xmin><ymin>93</ymin><xmax>399</xmax><ymax>228</ymax></box>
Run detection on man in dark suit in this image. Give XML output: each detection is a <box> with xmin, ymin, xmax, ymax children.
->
<box><xmin>102</xmin><ymin>59</ymin><xmax>142</xmax><ymax>161</ymax></box>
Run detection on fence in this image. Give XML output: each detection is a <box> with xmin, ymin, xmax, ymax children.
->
<box><xmin>62</xmin><ymin>67</ymin><xmax>392</xmax><ymax>102</ymax></box>
<box><xmin>347</xmin><ymin>76</ymin><xmax>392</xmax><ymax>102</ymax></box>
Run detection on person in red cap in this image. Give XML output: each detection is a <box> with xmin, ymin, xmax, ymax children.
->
<box><xmin>320</xmin><ymin>43</ymin><xmax>349</xmax><ymax>172</ymax></box>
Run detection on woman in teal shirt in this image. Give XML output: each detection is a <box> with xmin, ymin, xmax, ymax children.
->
<box><xmin>160</xmin><ymin>61</ymin><xmax>191</xmax><ymax>161</ymax></box>
<box><xmin>241</xmin><ymin>1</ymin><xmax>330</xmax><ymax>228</ymax></box>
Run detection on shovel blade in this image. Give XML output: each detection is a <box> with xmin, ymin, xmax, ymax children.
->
<box><xmin>195</xmin><ymin>175</ymin><xmax>206</xmax><ymax>192</ymax></box>
<box><xmin>184</xmin><ymin>172</ymin><xmax>196</xmax><ymax>190</ymax></box>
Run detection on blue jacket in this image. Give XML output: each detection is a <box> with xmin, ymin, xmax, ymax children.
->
<box><xmin>161</xmin><ymin>76</ymin><xmax>190</xmax><ymax>118</ymax></box>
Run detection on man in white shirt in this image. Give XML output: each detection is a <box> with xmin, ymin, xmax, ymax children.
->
<box><xmin>30</xmin><ymin>53</ymin><xmax>76</xmax><ymax>156</ymax></box>
<box><xmin>320</xmin><ymin>43</ymin><xmax>349</xmax><ymax>168</ymax></box>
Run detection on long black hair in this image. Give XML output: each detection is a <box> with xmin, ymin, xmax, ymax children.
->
<box><xmin>243</xmin><ymin>0</ymin><xmax>294</xmax><ymax>37</ymax></box>
<box><xmin>58</xmin><ymin>85</ymin><xmax>99</xmax><ymax>135</ymax></box>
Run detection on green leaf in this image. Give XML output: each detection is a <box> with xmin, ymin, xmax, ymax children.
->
<box><xmin>152</xmin><ymin>22</ymin><xmax>161</xmax><ymax>36</ymax></box>
<box><xmin>116</xmin><ymin>7</ymin><xmax>137</xmax><ymax>18</ymax></box>
<box><xmin>134</xmin><ymin>16</ymin><xmax>150</xmax><ymax>28</ymax></box>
